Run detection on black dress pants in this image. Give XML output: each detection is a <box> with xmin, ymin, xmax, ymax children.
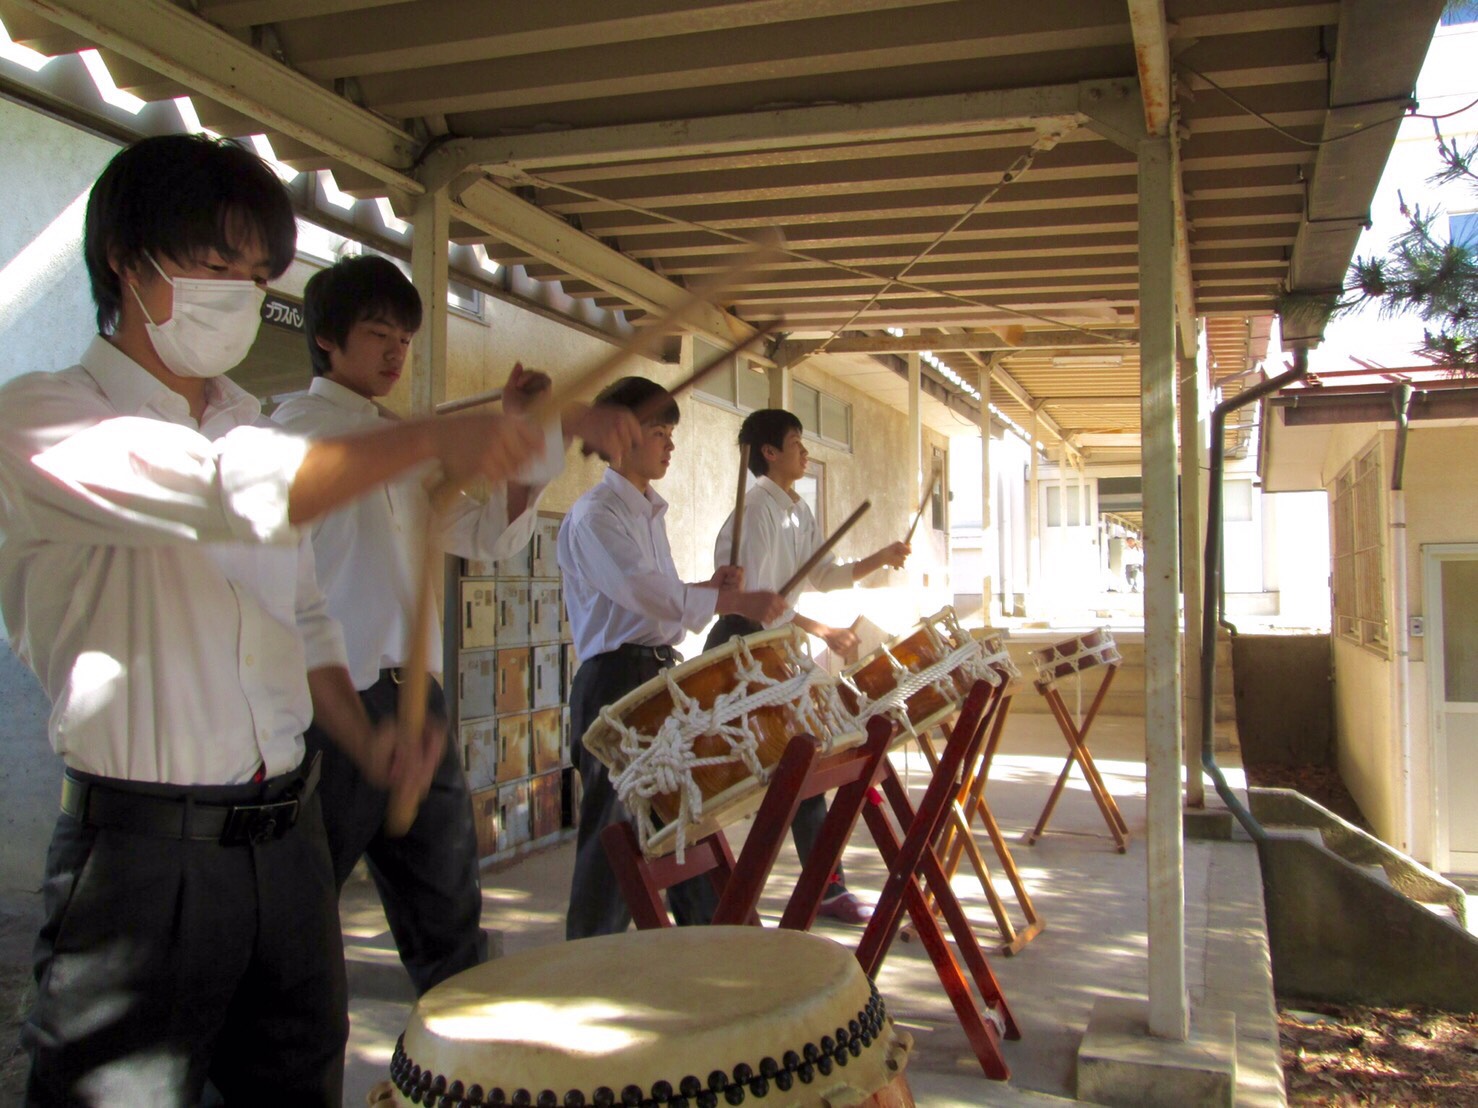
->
<box><xmin>23</xmin><ymin>775</ymin><xmax>345</xmax><ymax>1107</ymax></box>
<box><xmin>703</xmin><ymin>615</ymin><xmax>850</xmax><ymax>898</ymax></box>
<box><xmin>566</xmin><ymin>647</ymin><xmax>720</xmax><ymax>939</ymax></box>
<box><xmin>306</xmin><ymin>674</ymin><xmax>486</xmax><ymax>996</ymax></box>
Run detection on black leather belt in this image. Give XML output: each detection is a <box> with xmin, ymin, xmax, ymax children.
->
<box><xmin>606</xmin><ymin>643</ymin><xmax>680</xmax><ymax>666</ymax></box>
<box><xmin>60</xmin><ymin>753</ymin><xmax>321</xmax><ymax>846</ymax></box>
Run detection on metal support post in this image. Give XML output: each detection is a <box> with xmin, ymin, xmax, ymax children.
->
<box><xmin>410</xmin><ymin>185</ymin><xmax>450</xmax><ymax>415</ymax></box>
<box><xmin>1139</xmin><ymin>134</ymin><xmax>1188</xmax><ymax>1041</ymax></box>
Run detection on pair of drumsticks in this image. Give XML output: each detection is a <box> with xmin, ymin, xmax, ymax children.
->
<box><xmin>725</xmin><ymin>460</ymin><xmax>939</xmax><ymax>600</ymax></box>
<box><xmin>386</xmin><ymin>251</ymin><xmax>780</xmax><ymax>836</ymax></box>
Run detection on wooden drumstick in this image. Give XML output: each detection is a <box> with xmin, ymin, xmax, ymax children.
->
<box><xmin>777</xmin><ymin>500</ymin><xmax>871</xmax><ymax>598</ymax></box>
<box><xmin>387</xmin><ymin>323</ymin><xmax>779</xmax><ymax>836</ymax></box>
<box><xmin>434</xmin><ymin>386</ymin><xmax>504</xmax><ymax>415</ymax></box>
<box><xmin>903</xmin><ymin>464</ymin><xmax>940</xmax><ymax>545</ymax></box>
<box><xmin>728</xmin><ymin>443</ymin><xmax>750</xmax><ymax>566</ymax></box>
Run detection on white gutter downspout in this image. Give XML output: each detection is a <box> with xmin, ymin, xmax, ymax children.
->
<box><xmin>1390</xmin><ymin>385</ymin><xmax>1414</xmax><ymax>853</ymax></box>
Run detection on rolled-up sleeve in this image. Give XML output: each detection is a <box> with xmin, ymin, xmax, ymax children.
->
<box><xmin>0</xmin><ymin>377</ymin><xmax>307</xmax><ymax>547</ymax></box>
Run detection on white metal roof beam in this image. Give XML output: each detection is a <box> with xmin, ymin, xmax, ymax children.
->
<box><xmin>9</xmin><ymin>0</ymin><xmax>422</xmax><ymax>195</ymax></box>
<box><xmin>418</xmin><ymin>82</ymin><xmax>1127</xmax><ymax>189</ymax></box>
<box><xmin>778</xmin><ymin>330</ymin><xmax>1137</xmax><ymax>358</ymax></box>
<box><xmin>960</xmin><ymin>350</ymin><xmax>1080</xmax><ymax>462</ymax></box>
<box><xmin>451</xmin><ymin>178</ymin><xmax>768</xmax><ymax>365</ymax></box>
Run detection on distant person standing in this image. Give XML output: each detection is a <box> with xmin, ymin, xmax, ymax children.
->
<box><xmin>1124</xmin><ymin>535</ymin><xmax>1144</xmax><ymax>593</ymax></box>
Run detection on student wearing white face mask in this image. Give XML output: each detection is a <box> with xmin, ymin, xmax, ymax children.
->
<box><xmin>0</xmin><ymin>134</ymin><xmax>546</xmax><ymax>1107</ymax></box>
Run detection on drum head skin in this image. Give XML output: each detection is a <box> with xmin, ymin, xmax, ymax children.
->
<box><xmin>387</xmin><ymin>927</ymin><xmax>912</xmax><ymax>1107</ymax></box>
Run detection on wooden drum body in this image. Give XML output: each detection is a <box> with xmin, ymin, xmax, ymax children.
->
<box><xmin>583</xmin><ymin>626</ymin><xmax>862</xmax><ymax>857</ymax></box>
<box><xmin>1029</xmin><ymin>627</ymin><xmax>1121</xmax><ymax>691</ymax></box>
<box><xmin>841</xmin><ymin>607</ymin><xmax>1014</xmax><ymax>740</ymax></box>
<box><xmin>372</xmin><ymin>926</ymin><xmax>915</xmax><ymax>1108</ymax></box>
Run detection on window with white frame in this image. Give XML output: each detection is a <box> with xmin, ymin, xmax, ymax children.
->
<box><xmin>695</xmin><ymin>356</ymin><xmax>854</xmax><ymax>451</ymax></box>
<box><xmin>1331</xmin><ymin>444</ymin><xmax>1388</xmax><ymax>651</ymax></box>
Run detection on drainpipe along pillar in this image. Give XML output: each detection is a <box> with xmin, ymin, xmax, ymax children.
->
<box><xmin>1179</xmin><ymin>346</ymin><xmax>1207</xmax><ymax>808</ymax></box>
<box><xmin>409</xmin><ymin>186</ymin><xmax>451</xmax><ymax>415</ymax></box>
<box><xmin>1139</xmin><ymin>133</ymin><xmax>1188</xmax><ymax>1040</ymax></box>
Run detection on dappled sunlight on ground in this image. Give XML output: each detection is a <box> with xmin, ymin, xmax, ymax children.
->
<box><xmin>344</xmin><ymin>708</ymin><xmax>1266</xmax><ymax>1106</ymax></box>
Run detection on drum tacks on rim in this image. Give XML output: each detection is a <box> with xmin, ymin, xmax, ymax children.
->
<box><xmin>369</xmin><ymin>926</ymin><xmax>916</xmax><ymax>1108</ymax></box>
<box><xmin>582</xmin><ymin>625</ymin><xmax>864</xmax><ymax>859</ymax></box>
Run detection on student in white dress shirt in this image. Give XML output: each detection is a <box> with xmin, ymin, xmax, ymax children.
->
<box><xmin>558</xmin><ymin>376</ymin><xmax>786</xmax><ymax>939</ymax></box>
<box><xmin>272</xmin><ymin>254</ymin><xmax>640</xmax><ymax>993</ymax></box>
<box><xmin>0</xmin><ymin>134</ymin><xmax>544</xmax><ymax>1106</ymax></box>
<box><xmin>708</xmin><ymin>408</ymin><xmax>910</xmax><ymax>924</ymax></box>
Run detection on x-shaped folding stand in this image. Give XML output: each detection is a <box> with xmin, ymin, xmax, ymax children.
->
<box><xmin>925</xmin><ymin>680</ymin><xmax>1045</xmax><ymax>955</ymax></box>
<box><xmin>1024</xmin><ymin>661</ymin><xmax>1130</xmax><ymax>852</ymax></box>
<box><xmin>601</xmin><ymin>681</ymin><xmax>1020</xmax><ymax>1080</ymax></box>
<box><xmin>600</xmin><ymin>715</ymin><xmax>895</xmax><ymax>929</ymax></box>
<box><xmin>847</xmin><ymin>678</ymin><xmax>1020</xmax><ymax>1079</ymax></box>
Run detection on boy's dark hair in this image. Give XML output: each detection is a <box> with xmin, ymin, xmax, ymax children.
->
<box><xmin>83</xmin><ymin>133</ymin><xmax>296</xmax><ymax>335</ymax></box>
<box><xmin>738</xmin><ymin>408</ymin><xmax>803</xmax><ymax>477</ymax></box>
<box><xmin>590</xmin><ymin>376</ymin><xmax>679</xmax><ymax>463</ymax></box>
<box><xmin>303</xmin><ymin>254</ymin><xmax>423</xmax><ymax>376</ymax></box>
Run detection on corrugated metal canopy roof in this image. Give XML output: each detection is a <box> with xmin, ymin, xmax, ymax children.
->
<box><xmin>0</xmin><ymin>0</ymin><xmax>1445</xmax><ymax>460</ymax></box>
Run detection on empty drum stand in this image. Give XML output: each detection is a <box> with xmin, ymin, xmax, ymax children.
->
<box><xmin>1023</xmin><ymin>629</ymin><xmax>1130</xmax><ymax>852</ymax></box>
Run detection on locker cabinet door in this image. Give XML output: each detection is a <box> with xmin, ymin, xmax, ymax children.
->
<box><xmin>460</xmin><ymin>581</ymin><xmax>497</xmax><ymax>649</ymax></box>
<box><xmin>495</xmin><ymin>713</ymin><xmax>531</xmax><ymax>783</ymax></box>
<box><xmin>495</xmin><ymin>648</ymin><xmax>531</xmax><ymax>715</ymax></box>
<box><xmin>461</xmin><ymin>718</ymin><xmax>498</xmax><ymax>791</ymax></box>
<box><xmin>458</xmin><ymin>650</ymin><xmax>496</xmax><ymax>720</ymax></box>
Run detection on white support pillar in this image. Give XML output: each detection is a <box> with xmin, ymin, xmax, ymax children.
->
<box><xmin>1179</xmin><ymin>347</ymin><xmax>1207</xmax><ymax>808</ymax></box>
<box><xmin>1027</xmin><ymin>407</ymin><xmax>1041</xmax><ymax>610</ymax></box>
<box><xmin>1139</xmin><ymin>135</ymin><xmax>1188</xmax><ymax>1041</ymax></box>
<box><xmin>410</xmin><ymin>185</ymin><xmax>451</xmax><ymax>415</ymax></box>
<box><xmin>907</xmin><ymin>351</ymin><xmax>923</xmax><ymax>502</ymax></box>
<box><xmin>979</xmin><ymin>368</ymin><xmax>994</xmax><ymax>622</ymax></box>
<box><xmin>1077</xmin><ymin>455</ymin><xmax>1089</xmax><ymax>589</ymax></box>
<box><xmin>767</xmin><ymin>362</ymin><xmax>791</xmax><ymax>410</ymax></box>
<box><xmin>1057</xmin><ymin>444</ymin><xmax>1070</xmax><ymax>596</ymax></box>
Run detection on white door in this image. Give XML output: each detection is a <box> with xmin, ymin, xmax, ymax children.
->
<box><xmin>1426</xmin><ymin>545</ymin><xmax>1478</xmax><ymax>873</ymax></box>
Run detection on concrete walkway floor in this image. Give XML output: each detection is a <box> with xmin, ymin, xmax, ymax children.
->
<box><xmin>341</xmin><ymin>710</ymin><xmax>1285</xmax><ymax>1107</ymax></box>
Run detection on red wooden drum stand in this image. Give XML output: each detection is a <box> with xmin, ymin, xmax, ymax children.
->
<box><xmin>1023</xmin><ymin>629</ymin><xmax>1130</xmax><ymax>852</ymax></box>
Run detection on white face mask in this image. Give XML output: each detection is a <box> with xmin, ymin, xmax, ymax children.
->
<box><xmin>130</xmin><ymin>254</ymin><xmax>266</xmax><ymax>378</ymax></box>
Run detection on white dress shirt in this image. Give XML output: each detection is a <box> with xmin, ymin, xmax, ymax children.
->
<box><xmin>271</xmin><ymin>376</ymin><xmax>564</xmax><ymax>690</ymax></box>
<box><xmin>712</xmin><ymin>475</ymin><xmax>854</xmax><ymax>627</ymax></box>
<box><xmin>0</xmin><ymin>337</ymin><xmax>346</xmax><ymax>784</ymax></box>
<box><xmin>558</xmin><ymin>469</ymin><xmax>718</xmax><ymax>660</ymax></box>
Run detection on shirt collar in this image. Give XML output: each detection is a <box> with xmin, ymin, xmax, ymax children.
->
<box><xmin>308</xmin><ymin>375</ymin><xmax>380</xmax><ymax>416</ymax></box>
<box><xmin>79</xmin><ymin>335</ymin><xmax>260</xmax><ymax>429</ymax></box>
<box><xmin>602</xmin><ymin>467</ymin><xmax>668</xmax><ymax>519</ymax></box>
<box><xmin>756</xmin><ymin>475</ymin><xmax>799</xmax><ymax>511</ymax></box>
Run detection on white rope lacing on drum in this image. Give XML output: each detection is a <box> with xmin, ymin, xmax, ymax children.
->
<box><xmin>1030</xmin><ymin>629</ymin><xmax>1121</xmax><ymax>687</ymax></box>
<box><xmin>601</xmin><ymin>637</ymin><xmax>859</xmax><ymax>861</ymax></box>
<box><xmin>847</xmin><ymin>611</ymin><xmax>1020</xmax><ymax>739</ymax></box>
